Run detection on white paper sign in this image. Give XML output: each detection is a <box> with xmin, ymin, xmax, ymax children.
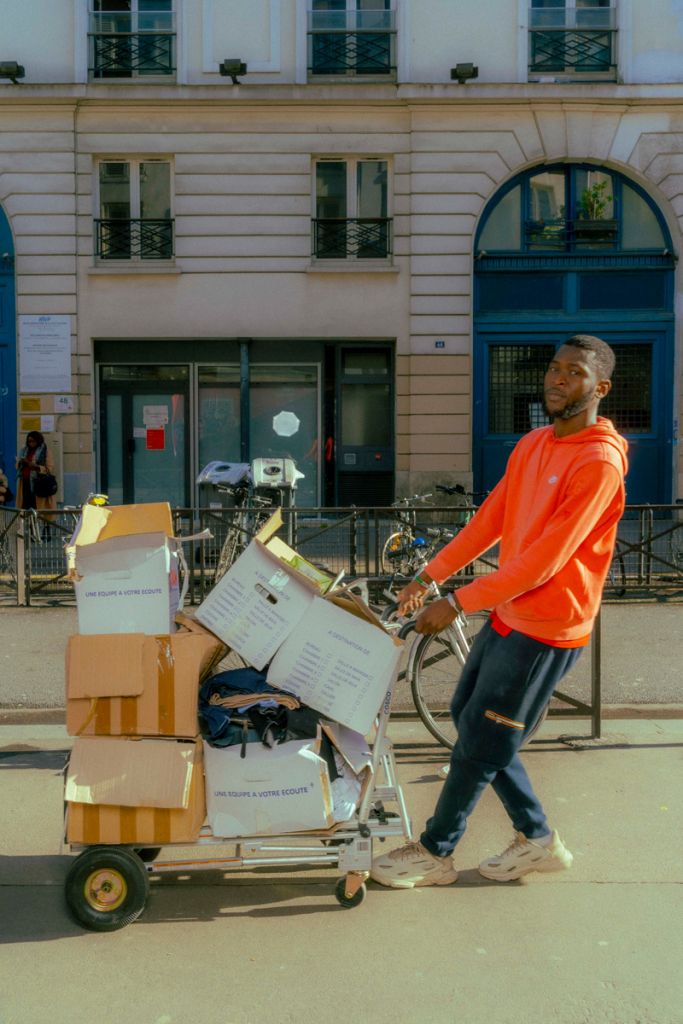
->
<box><xmin>267</xmin><ymin>598</ymin><xmax>402</xmax><ymax>734</ymax></box>
<box><xmin>40</xmin><ymin>415</ymin><xmax>55</xmax><ymax>432</ymax></box>
<box><xmin>19</xmin><ymin>316</ymin><xmax>71</xmax><ymax>393</ymax></box>
<box><xmin>143</xmin><ymin>405</ymin><xmax>169</xmax><ymax>427</ymax></box>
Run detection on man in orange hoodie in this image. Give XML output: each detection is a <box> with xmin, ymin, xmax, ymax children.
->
<box><xmin>371</xmin><ymin>335</ymin><xmax>628</xmax><ymax>889</ymax></box>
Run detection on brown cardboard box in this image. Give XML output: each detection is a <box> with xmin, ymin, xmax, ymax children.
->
<box><xmin>65</xmin><ymin>615</ymin><xmax>227</xmax><ymax>738</ymax></box>
<box><xmin>65</xmin><ymin>736</ymin><xmax>206</xmax><ymax>845</ymax></box>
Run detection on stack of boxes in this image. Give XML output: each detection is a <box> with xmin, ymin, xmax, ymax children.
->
<box><xmin>63</xmin><ymin>504</ymin><xmax>403</xmax><ymax>846</ymax></box>
<box><xmin>63</xmin><ymin>503</ymin><xmax>227</xmax><ymax>846</ymax></box>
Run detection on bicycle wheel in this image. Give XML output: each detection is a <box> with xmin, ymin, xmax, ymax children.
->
<box><xmin>380</xmin><ymin>531</ymin><xmax>422</xmax><ymax>576</ymax></box>
<box><xmin>410</xmin><ymin>613</ymin><xmax>489</xmax><ymax>748</ymax></box>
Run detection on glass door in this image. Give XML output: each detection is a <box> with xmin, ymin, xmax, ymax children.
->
<box><xmin>100</xmin><ymin>365</ymin><xmax>189</xmax><ymax>506</ymax></box>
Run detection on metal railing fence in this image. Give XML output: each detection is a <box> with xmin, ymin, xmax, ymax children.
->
<box><xmin>2</xmin><ymin>502</ymin><xmax>682</xmax><ymax>608</ymax></box>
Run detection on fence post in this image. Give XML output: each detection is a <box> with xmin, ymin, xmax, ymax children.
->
<box><xmin>590</xmin><ymin>607</ymin><xmax>602</xmax><ymax>739</ymax></box>
<box><xmin>349</xmin><ymin>508</ymin><xmax>358</xmax><ymax>577</ymax></box>
<box><xmin>16</xmin><ymin>511</ymin><xmax>27</xmax><ymax>606</ymax></box>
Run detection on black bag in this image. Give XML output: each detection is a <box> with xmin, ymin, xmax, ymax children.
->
<box><xmin>34</xmin><ymin>472</ymin><xmax>58</xmax><ymax>498</ymax></box>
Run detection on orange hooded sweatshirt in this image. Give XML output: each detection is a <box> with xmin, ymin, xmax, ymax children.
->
<box><xmin>425</xmin><ymin>418</ymin><xmax>628</xmax><ymax>644</ymax></box>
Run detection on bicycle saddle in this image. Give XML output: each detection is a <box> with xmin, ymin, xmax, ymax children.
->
<box><xmin>436</xmin><ymin>483</ymin><xmax>466</xmax><ymax>496</ymax></box>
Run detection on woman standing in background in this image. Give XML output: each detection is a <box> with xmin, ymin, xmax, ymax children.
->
<box><xmin>15</xmin><ymin>431</ymin><xmax>57</xmax><ymax>512</ymax></box>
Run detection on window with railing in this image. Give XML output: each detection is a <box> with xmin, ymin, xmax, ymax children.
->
<box><xmin>308</xmin><ymin>0</ymin><xmax>396</xmax><ymax>78</ymax></box>
<box><xmin>313</xmin><ymin>159</ymin><xmax>391</xmax><ymax>260</ymax></box>
<box><xmin>529</xmin><ymin>0</ymin><xmax>616</xmax><ymax>80</ymax></box>
<box><xmin>95</xmin><ymin>160</ymin><xmax>174</xmax><ymax>261</ymax></box>
<box><xmin>89</xmin><ymin>1</ymin><xmax>175</xmax><ymax>80</ymax></box>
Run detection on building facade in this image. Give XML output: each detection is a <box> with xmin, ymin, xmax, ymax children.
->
<box><xmin>0</xmin><ymin>0</ymin><xmax>682</xmax><ymax>509</ymax></box>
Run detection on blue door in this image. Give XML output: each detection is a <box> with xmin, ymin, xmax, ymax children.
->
<box><xmin>0</xmin><ymin>207</ymin><xmax>16</xmax><ymax>484</ymax></box>
<box><xmin>474</xmin><ymin>326</ymin><xmax>674</xmax><ymax>504</ymax></box>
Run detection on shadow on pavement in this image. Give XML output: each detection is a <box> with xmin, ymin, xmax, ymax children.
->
<box><xmin>0</xmin><ymin>748</ymin><xmax>68</xmax><ymax>771</ymax></box>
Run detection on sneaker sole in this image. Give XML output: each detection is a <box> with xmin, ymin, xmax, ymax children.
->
<box><xmin>478</xmin><ymin>855</ymin><xmax>572</xmax><ymax>882</ymax></box>
<box><xmin>369</xmin><ymin>870</ymin><xmax>458</xmax><ymax>890</ymax></box>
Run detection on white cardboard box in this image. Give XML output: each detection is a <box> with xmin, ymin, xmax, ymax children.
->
<box><xmin>73</xmin><ymin>531</ymin><xmax>181</xmax><ymax>635</ymax></box>
<box><xmin>204</xmin><ymin>737</ymin><xmax>334</xmax><ymax>838</ymax></box>
<box><xmin>266</xmin><ymin>596</ymin><xmax>403</xmax><ymax>734</ymax></box>
<box><xmin>195</xmin><ymin>535</ymin><xmax>321</xmax><ymax>670</ymax></box>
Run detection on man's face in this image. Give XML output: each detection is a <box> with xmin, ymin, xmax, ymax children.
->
<box><xmin>543</xmin><ymin>345</ymin><xmax>609</xmax><ymax>422</ymax></box>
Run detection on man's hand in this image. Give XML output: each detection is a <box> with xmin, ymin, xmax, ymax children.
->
<box><xmin>414</xmin><ymin>595</ymin><xmax>461</xmax><ymax>635</ymax></box>
<box><xmin>397</xmin><ymin>579</ymin><xmax>430</xmax><ymax>617</ymax></box>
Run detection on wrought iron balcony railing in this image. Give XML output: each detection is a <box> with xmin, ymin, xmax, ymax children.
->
<box><xmin>89</xmin><ymin>10</ymin><xmax>176</xmax><ymax>78</ymax></box>
<box><xmin>312</xmin><ymin>218</ymin><xmax>392</xmax><ymax>260</ymax></box>
<box><xmin>95</xmin><ymin>219</ymin><xmax>174</xmax><ymax>261</ymax></box>
<box><xmin>308</xmin><ymin>8</ymin><xmax>396</xmax><ymax>77</ymax></box>
<box><xmin>529</xmin><ymin>5</ymin><xmax>616</xmax><ymax>78</ymax></box>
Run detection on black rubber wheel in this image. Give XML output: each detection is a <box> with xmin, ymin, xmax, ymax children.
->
<box><xmin>334</xmin><ymin>877</ymin><xmax>367</xmax><ymax>908</ymax></box>
<box><xmin>134</xmin><ymin>847</ymin><xmax>162</xmax><ymax>863</ymax></box>
<box><xmin>65</xmin><ymin>846</ymin><xmax>150</xmax><ymax>932</ymax></box>
<box><xmin>410</xmin><ymin>614</ymin><xmax>489</xmax><ymax>749</ymax></box>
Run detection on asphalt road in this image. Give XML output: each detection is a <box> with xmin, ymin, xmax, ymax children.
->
<box><xmin>0</xmin><ymin>600</ymin><xmax>681</xmax><ymax>713</ymax></box>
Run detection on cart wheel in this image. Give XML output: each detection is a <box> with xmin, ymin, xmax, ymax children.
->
<box><xmin>65</xmin><ymin>846</ymin><xmax>150</xmax><ymax>932</ymax></box>
<box><xmin>134</xmin><ymin>847</ymin><xmax>162</xmax><ymax>863</ymax></box>
<box><xmin>334</xmin><ymin>877</ymin><xmax>367</xmax><ymax>909</ymax></box>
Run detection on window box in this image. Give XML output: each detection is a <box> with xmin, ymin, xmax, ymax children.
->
<box><xmin>89</xmin><ymin>1</ymin><xmax>175</xmax><ymax>80</ymax></box>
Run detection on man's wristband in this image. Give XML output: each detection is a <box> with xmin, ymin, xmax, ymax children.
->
<box><xmin>446</xmin><ymin>592</ymin><xmax>461</xmax><ymax>613</ymax></box>
<box><xmin>413</xmin><ymin>572</ymin><xmax>431</xmax><ymax>589</ymax></box>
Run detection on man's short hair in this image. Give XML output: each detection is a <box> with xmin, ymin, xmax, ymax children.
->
<box><xmin>563</xmin><ymin>334</ymin><xmax>616</xmax><ymax>380</ymax></box>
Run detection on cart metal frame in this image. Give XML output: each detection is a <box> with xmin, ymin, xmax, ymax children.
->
<box><xmin>64</xmin><ymin>681</ymin><xmax>412</xmax><ymax>929</ymax></box>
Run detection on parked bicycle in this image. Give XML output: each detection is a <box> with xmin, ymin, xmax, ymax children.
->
<box><xmin>380</xmin><ymin>484</ymin><xmax>483</xmax><ymax>577</ymax></box>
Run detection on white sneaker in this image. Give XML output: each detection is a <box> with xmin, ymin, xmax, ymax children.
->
<box><xmin>370</xmin><ymin>841</ymin><xmax>458</xmax><ymax>889</ymax></box>
<box><xmin>478</xmin><ymin>830</ymin><xmax>573</xmax><ymax>881</ymax></box>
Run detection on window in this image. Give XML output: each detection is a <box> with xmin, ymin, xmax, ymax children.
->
<box><xmin>313</xmin><ymin>159</ymin><xmax>391</xmax><ymax>259</ymax></box>
<box><xmin>96</xmin><ymin>160</ymin><xmax>173</xmax><ymax>261</ymax></box>
<box><xmin>308</xmin><ymin>0</ymin><xmax>395</xmax><ymax>78</ymax></box>
<box><xmin>478</xmin><ymin>164</ymin><xmax>669</xmax><ymax>259</ymax></box>
<box><xmin>529</xmin><ymin>0</ymin><xmax>616</xmax><ymax>80</ymax></box>
<box><xmin>89</xmin><ymin>1</ymin><xmax>175</xmax><ymax>80</ymax></box>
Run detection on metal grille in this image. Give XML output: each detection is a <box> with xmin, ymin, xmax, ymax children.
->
<box><xmin>529</xmin><ymin>29</ymin><xmax>614</xmax><ymax>75</ymax></box>
<box><xmin>312</xmin><ymin>218</ymin><xmax>392</xmax><ymax>259</ymax></box>
<box><xmin>488</xmin><ymin>345</ymin><xmax>554</xmax><ymax>434</ymax></box>
<box><xmin>95</xmin><ymin>219</ymin><xmax>174</xmax><ymax>260</ymax></box>
<box><xmin>91</xmin><ymin>33</ymin><xmax>175</xmax><ymax>77</ymax></box>
<box><xmin>600</xmin><ymin>344</ymin><xmax>652</xmax><ymax>433</ymax></box>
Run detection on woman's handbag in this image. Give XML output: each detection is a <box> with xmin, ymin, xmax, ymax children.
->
<box><xmin>34</xmin><ymin>472</ymin><xmax>58</xmax><ymax>498</ymax></box>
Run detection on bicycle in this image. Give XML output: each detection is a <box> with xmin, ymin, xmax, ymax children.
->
<box><xmin>213</xmin><ymin>488</ymin><xmax>276</xmax><ymax>583</ymax></box>
<box><xmin>379</xmin><ymin>484</ymin><xmax>481</xmax><ymax>577</ymax></box>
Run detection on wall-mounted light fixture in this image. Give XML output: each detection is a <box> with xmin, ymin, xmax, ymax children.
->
<box><xmin>219</xmin><ymin>59</ymin><xmax>247</xmax><ymax>84</ymax></box>
<box><xmin>450</xmin><ymin>63</ymin><xmax>478</xmax><ymax>84</ymax></box>
<box><xmin>0</xmin><ymin>61</ymin><xmax>25</xmax><ymax>84</ymax></box>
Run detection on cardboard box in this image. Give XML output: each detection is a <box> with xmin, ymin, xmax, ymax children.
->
<box><xmin>203</xmin><ymin>735</ymin><xmax>334</xmax><ymax>838</ymax></box>
<box><xmin>195</xmin><ymin>511</ymin><xmax>332</xmax><ymax>669</ymax></box>
<box><xmin>266</xmin><ymin>594</ymin><xmax>403</xmax><ymax>734</ymax></box>
<box><xmin>66</xmin><ymin>502</ymin><xmax>182</xmax><ymax>636</ymax></box>
<box><xmin>65</xmin><ymin>616</ymin><xmax>227</xmax><ymax>738</ymax></box>
<box><xmin>65</xmin><ymin>737</ymin><xmax>205</xmax><ymax>845</ymax></box>
<box><xmin>72</xmin><ymin>531</ymin><xmax>182</xmax><ymax>635</ymax></box>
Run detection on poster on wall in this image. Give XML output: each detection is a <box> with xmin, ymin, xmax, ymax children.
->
<box><xmin>19</xmin><ymin>315</ymin><xmax>71</xmax><ymax>393</ymax></box>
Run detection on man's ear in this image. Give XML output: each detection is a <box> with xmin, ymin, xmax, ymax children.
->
<box><xmin>596</xmin><ymin>379</ymin><xmax>612</xmax><ymax>400</ymax></box>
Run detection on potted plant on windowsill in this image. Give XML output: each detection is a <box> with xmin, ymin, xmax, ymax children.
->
<box><xmin>573</xmin><ymin>180</ymin><xmax>617</xmax><ymax>243</ymax></box>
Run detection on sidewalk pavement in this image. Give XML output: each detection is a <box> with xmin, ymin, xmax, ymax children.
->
<box><xmin>1</xmin><ymin>715</ymin><xmax>681</xmax><ymax>1024</ymax></box>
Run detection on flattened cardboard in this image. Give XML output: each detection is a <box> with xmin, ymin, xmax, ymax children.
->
<box><xmin>203</xmin><ymin>736</ymin><xmax>334</xmax><ymax>838</ymax></box>
<box><xmin>66</xmin><ymin>739</ymin><xmax>205</xmax><ymax>846</ymax></box>
<box><xmin>266</xmin><ymin>596</ymin><xmax>403</xmax><ymax>734</ymax></box>
<box><xmin>68</xmin><ymin>501</ymin><xmax>174</xmax><ymax>549</ymax></box>
<box><xmin>65</xmin><ymin>736</ymin><xmax>197</xmax><ymax>808</ymax></box>
<box><xmin>66</xmin><ymin>618</ymin><xmax>227</xmax><ymax>737</ymax></box>
<box><xmin>195</xmin><ymin>541</ymin><xmax>318</xmax><ymax>669</ymax></box>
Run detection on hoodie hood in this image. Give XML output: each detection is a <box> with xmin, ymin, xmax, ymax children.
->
<box><xmin>551</xmin><ymin>416</ymin><xmax>629</xmax><ymax>477</ymax></box>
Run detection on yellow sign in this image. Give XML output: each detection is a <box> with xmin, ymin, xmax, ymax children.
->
<box><xmin>20</xmin><ymin>397</ymin><xmax>41</xmax><ymax>412</ymax></box>
<box><xmin>20</xmin><ymin>416</ymin><xmax>41</xmax><ymax>432</ymax></box>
